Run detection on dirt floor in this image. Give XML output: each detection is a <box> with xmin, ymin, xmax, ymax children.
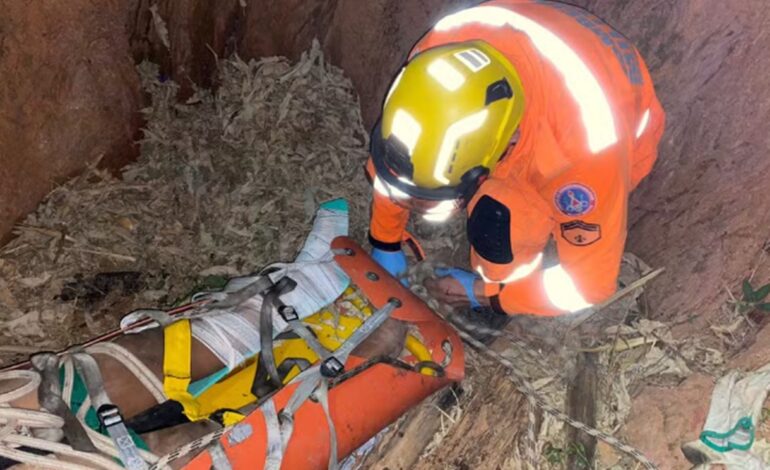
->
<box><xmin>2</xmin><ymin>1</ymin><xmax>770</xmax><ymax>469</ymax></box>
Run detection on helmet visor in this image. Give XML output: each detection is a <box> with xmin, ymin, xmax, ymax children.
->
<box><xmin>370</xmin><ymin>122</ymin><xmax>486</xmax><ymax>219</ymax></box>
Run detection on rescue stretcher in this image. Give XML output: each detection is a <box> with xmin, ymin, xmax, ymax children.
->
<box><xmin>183</xmin><ymin>237</ymin><xmax>464</xmax><ymax>469</ymax></box>
<box><xmin>0</xmin><ymin>236</ymin><xmax>464</xmax><ymax>470</ymax></box>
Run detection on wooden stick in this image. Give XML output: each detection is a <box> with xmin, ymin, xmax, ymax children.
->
<box><xmin>567</xmin><ymin>352</ymin><xmax>598</xmax><ymax>469</ymax></box>
<box><xmin>568</xmin><ymin>267</ymin><xmax>665</xmax><ymax>330</ymax></box>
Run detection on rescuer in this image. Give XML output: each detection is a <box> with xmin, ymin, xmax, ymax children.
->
<box><xmin>367</xmin><ymin>0</ymin><xmax>665</xmax><ymax>317</ymax></box>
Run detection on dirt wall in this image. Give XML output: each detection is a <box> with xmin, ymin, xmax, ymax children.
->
<box><xmin>0</xmin><ymin>0</ymin><xmax>142</xmax><ymax>242</ymax></box>
<box><xmin>573</xmin><ymin>0</ymin><xmax>770</xmax><ymax>329</ymax></box>
<box><xmin>0</xmin><ymin>0</ymin><xmax>466</xmax><ymax>242</ymax></box>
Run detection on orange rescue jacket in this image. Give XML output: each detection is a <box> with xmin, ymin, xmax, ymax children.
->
<box><xmin>369</xmin><ymin>0</ymin><xmax>665</xmax><ymax>316</ymax></box>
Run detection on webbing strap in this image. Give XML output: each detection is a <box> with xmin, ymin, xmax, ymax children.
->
<box><xmin>258</xmin><ymin>277</ymin><xmax>298</xmax><ymax>390</ymax></box>
<box><xmin>314</xmin><ymin>381</ymin><xmax>338</xmax><ymax>469</ymax></box>
<box><xmin>275</xmin><ymin>299</ymin><xmax>398</xmax><ymax>470</ymax></box>
<box><xmin>284</xmin><ymin>318</ymin><xmax>328</xmax><ymax>360</ymax></box>
<box><xmin>163</xmin><ymin>319</ymin><xmax>200</xmax><ymax>420</ymax></box>
<box><xmin>328</xmin><ymin>300</ymin><xmax>397</xmax><ymax>363</ymax></box>
<box><xmin>71</xmin><ymin>352</ymin><xmax>148</xmax><ymax>470</ymax></box>
<box><xmin>261</xmin><ymin>399</ymin><xmax>284</xmax><ymax>470</ymax></box>
<box><xmin>208</xmin><ymin>441</ymin><xmax>233</xmax><ymax>470</ymax></box>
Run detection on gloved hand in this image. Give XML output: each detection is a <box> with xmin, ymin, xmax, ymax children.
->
<box><xmin>434</xmin><ymin>267</ymin><xmax>482</xmax><ymax>309</ymax></box>
<box><xmin>371</xmin><ymin>248</ymin><xmax>409</xmax><ymax>285</ymax></box>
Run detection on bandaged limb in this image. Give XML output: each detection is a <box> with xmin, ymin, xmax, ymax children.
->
<box><xmin>190</xmin><ymin>200</ymin><xmax>351</xmax><ymax>370</ymax></box>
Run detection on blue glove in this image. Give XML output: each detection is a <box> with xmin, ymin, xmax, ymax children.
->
<box><xmin>435</xmin><ymin>267</ymin><xmax>482</xmax><ymax>309</ymax></box>
<box><xmin>371</xmin><ymin>248</ymin><xmax>409</xmax><ymax>285</ymax></box>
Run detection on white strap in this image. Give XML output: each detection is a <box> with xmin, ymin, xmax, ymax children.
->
<box><xmin>261</xmin><ymin>399</ymin><xmax>284</xmax><ymax>470</ymax></box>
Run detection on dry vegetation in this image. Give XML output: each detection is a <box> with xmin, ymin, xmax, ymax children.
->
<box><xmin>0</xmin><ymin>42</ymin><xmax>372</xmax><ymax>361</ymax></box>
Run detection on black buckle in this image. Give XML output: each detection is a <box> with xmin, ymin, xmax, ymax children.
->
<box><xmin>97</xmin><ymin>404</ymin><xmax>124</xmax><ymax>429</ymax></box>
<box><xmin>278</xmin><ymin>305</ymin><xmax>299</xmax><ymax>322</ymax></box>
<box><xmin>320</xmin><ymin>357</ymin><xmax>345</xmax><ymax>378</ymax></box>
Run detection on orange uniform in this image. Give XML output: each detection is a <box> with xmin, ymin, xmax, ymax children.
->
<box><xmin>369</xmin><ymin>0</ymin><xmax>665</xmax><ymax>316</ymax></box>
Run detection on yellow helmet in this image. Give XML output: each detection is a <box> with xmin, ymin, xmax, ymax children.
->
<box><xmin>371</xmin><ymin>40</ymin><xmax>525</xmax><ymax>218</ymax></box>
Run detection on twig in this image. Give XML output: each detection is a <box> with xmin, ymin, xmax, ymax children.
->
<box><xmin>0</xmin><ymin>345</ymin><xmax>41</xmax><ymax>355</ymax></box>
<box><xmin>576</xmin><ymin>336</ymin><xmax>657</xmax><ymax>354</ymax></box>
<box><xmin>13</xmin><ymin>225</ymin><xmax>77</xmax><ymax>243</ymax></box>
<box><xmin>749</xmin><ymin>239</ymin><xmax>769</xmax><ymax>282</ymax></box>
<box><xmin>722</xmin><ymin>281</ymin><xmax>738</xmax><ymax>304</ymax></box>
<box><xmin>68</xmin><ymin>247</ymin><xmax>136</xmax><ymax>263</ymax></box>
<box><xmin>568</xmin><ymin>268</ymin><xmax>665</xmax><ymax>331</ymax></box>
<box><xmin>608</xmin><ymin>303</ymin><xmax>635</xmax><ymax>368</ymax></box>
<box><xmin>430</xmin><ymin>403</ymin><xmax>457</xmax><ymax>424</ymax></box>
<box><xmin>0</xmin><ymin>243</ymin><xmax>29</xmax><ymax>257</ymax></box>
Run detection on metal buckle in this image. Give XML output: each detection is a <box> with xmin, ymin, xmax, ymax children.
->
<box><xmin>97</xmin><ymin>404</ymin><xmax>123</xmax><ymax>429</ymax></box>
<box><xmin>278</xmin><ymin>305</ymin><xmax>299</xmax><ymax>322</ymax></box>
<box><xmin>320</xmin><ymin>357</ymin><xmax>345</xmax><ymax>378</ymax></box>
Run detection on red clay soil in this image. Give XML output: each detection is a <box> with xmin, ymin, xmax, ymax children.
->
<box><xmin>0</xmin><ymin>0</ymin><xmax>142</xmax><ymax>243</ymax></box>
<box><xmin>574</xmin><ymin>0</ymin><xmax>770</xmax><ymax>330</ymax></box>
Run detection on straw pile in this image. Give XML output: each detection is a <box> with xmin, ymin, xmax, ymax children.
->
<box><xmin>0</xmin><ymin>41</ymin><xmax>372</xmax><ymax>359</ymax></box>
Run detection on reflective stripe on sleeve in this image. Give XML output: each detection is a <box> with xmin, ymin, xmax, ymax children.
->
<box><xmin>542</xmin><ymin>264</ymin><xmax>592</xmax><ymax>313</ymax></box>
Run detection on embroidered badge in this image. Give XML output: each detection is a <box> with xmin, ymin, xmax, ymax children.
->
<box><xmin>560</xmin><ymin>220</ymin><xmax>602</xmax><ymax>246</ymax></box>
<box><xmin>555</xmin><ymin>184</ymin><xmax>596</xmax><ymax>216</ymax></box>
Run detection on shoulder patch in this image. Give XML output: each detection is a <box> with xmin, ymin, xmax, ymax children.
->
<box><xmin>468</xmin><ymin>195</ymin><xmax>514</xmax><ymax>264</ymax></box>
<box><xmin>560</xmin><ymin>220</ymin><xmax>601</xmax><ymax>246</ymax></box>
<box><xmin>554</xmin><ymin>183</ymin><xmax>596</xmax><ymax>216</ymax></box>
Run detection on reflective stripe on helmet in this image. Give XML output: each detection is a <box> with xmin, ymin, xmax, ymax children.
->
<box><xmin>427</xmin><ymin>58</ymin><xmax>466</xmax><ymax>91</ymax></box>
<box><xmin>435</xmin><ymin>6</ymin><xmax>618</xmax><ymax>154</ymax></box>
<box><xmin>391</xmin><ymin>109</ymin><xmax>422</xmax><ymax>156</ymax></box>
<box><xmin>542</xmin><ymin>264</ymin><xmax>592</xmax><ymax>312</ymax></box>
<box><xmin>435</xmin><ymin>110</ymin><xmax>489</xmax><ymax>184</ymax></box>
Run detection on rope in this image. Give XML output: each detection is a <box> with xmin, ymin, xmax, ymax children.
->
<box><xmin>86</xmin><ymin>342</ymin><xmax>166</xmax><ymax>403</ymax></box>
<box><xmin>447</xmin><ymin>316</ymin><xmax>658</xmax><ymax>470</ymax></box>
<box><xmin>150</xmin><ymin>427</ymin><xmax>229</xmax><ymax>469</ymax></box>
<box><xmin>0</xmin><ymin>359</ymin><xmax>163</xmax><ymax>470</ymax></box>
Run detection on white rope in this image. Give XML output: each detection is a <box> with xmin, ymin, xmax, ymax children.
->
<box><xmin>0</xmin><ymin>370</ymin><xmax>40</xmax><ymax>403</ymax></box>
<box><xmin>0</xmin><ymin>445</ymin><xmax>109</xmax><ymax>470</ymax></box>
<box><xmin>87</xmin><ymin>342</ymin><xmax>166</xmax><ymax>403</ymax></box>
<box><xmin>3</xmin><ymin>433</ymin><xmax>124</xmax><ymax>470</ymax></box>
<box><xmin>0</xmin><ymin>356</ymin><xmax>165</xmax><ymax>469</ymax></box>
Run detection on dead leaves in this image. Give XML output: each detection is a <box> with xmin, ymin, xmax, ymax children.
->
<box><xmin>0</xmin><ymin>42</ymin><xmax>370</xmax><ymax>356</ymax></box>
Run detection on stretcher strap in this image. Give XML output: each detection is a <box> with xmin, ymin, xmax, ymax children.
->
<box><xmin>162</xmin><ymin>319</ymin><xmax>200</xmax><ymax>420</ymax></box>
<box><xmin>261</xmin><ymin>399</ymin><xmax>284</xmax><ymax>470</ymax></box>
<box><xmin>208</xmin><ymin>441</ymin><xmax>233</xmax><ymax>470</ymax></box>
<box><xmin>71</xmin><ymin>352</ymin><xmax>148</xmax><ymax>470</ymax></box>
<box><xmin>258</xmin><ymin>278</ymin><xmax>297</xmax><ymax>390</ymax></box>
<box><xmin>314</xmin><ymin>382</ymin><xmax>337</xmax><ymax>468</ymax></box>
<box><xmin>275</xmin><ymin>299</ymin><xmax>399</xmax><ymax>470</ymax></box>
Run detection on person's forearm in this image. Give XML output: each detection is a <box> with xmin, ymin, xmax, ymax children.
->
<box><xmin>473</xmin><ymin>279</ymin><xmax>491</xmax><ymax>307</ymax></box>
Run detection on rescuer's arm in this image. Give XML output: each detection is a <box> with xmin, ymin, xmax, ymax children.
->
<box><xmin>366</xmin><ymin>159</ymin><xmax>412</xmax><ymax>279</ymax></box>
<box><xmin>484</xmin><ymin>157</ymin><xmax>628</xmax><ymax>316</ymax></box>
